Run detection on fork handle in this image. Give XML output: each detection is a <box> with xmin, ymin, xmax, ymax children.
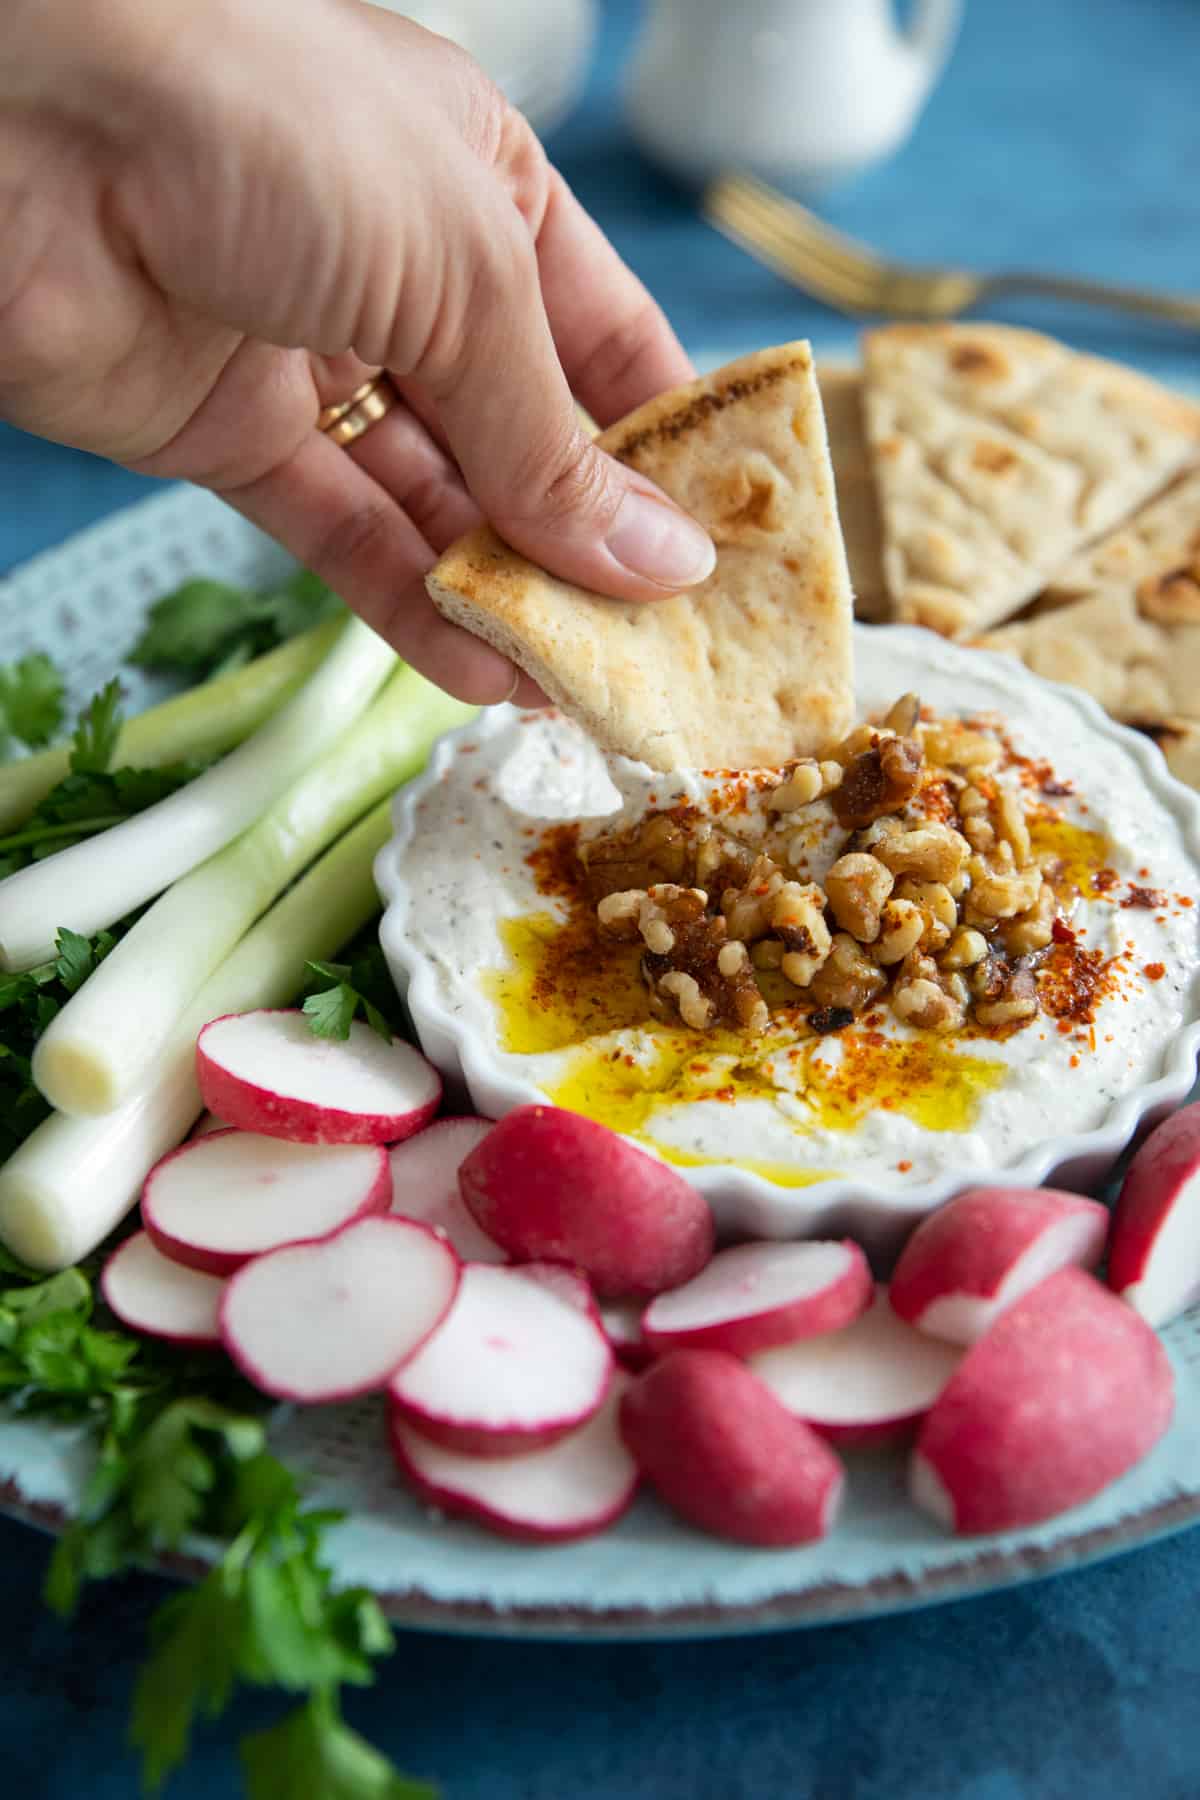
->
<box><xmin>980</xmin><ymin>271</ymin><xmax>1200</xmax><ymax>330</ymax></box>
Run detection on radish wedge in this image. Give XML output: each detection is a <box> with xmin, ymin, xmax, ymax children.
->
<box><xmin>912</xmin><ymin>1268</ymin><xmax>1175</xmax><ymax>1534</ymax></box>
<box><xmin>459</xmin><ymin>1104</ymin><xmax>714</xmax><ymax>1298</ymax></box>
<box><xmin>143</xmin><ymin>1130</ymin><xmax>391</xmax><ymax>1275</ymax></box>
<box><xmin>620</xmin><ymin>1349</ymin><xmax>844</xmax><ymax>1546</ymax></box>
<box><xmin>388</xmin><ymin>1118</ymin><xmax>508</xmax><ymax>1263</ymax></box>
<box><xmin>196</xmin><ymin>1009</ymin><xmax>440</xmax><ymax>1145</ymax></box>
<box><xmin>889</xmin><ymin>1186</ymin><xmax>1109</xmax><ymax>1346</ymax></box>
<box><xmin>1108</xmin><ymin>1104</ymin><xmax>1200</xmax><ymax>1326</ymax></box>
<box><xmin>642</xmin><ymin>1239</ymin><xmax>872</xmax><ymax>1358</ymax></box>
<box><xmin>749</xmin><ymin>1285</ymin><xmax>961</xmax><ymax>1445</ymax></box>
<box><xmin>220</xmin><ymin>1215</ymin><xmax>459</xmax><ymax>1402</ymax></box>
<box><xmin>389</xmin><ymin>1262</ymin><xmax>614</xmax><ymax>1456</ymax></box>
<box><xmin>389</xmin><ymin>1376</ymin><xmax>639</xmax><ymax>1543</ymax></box>
<box><xmin>101</xmin><ymin>1230</ymin><xmax>224</xmax><ymax>1346</ymax></box>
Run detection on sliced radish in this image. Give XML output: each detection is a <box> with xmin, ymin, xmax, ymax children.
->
<box><xmin>600</xmin><ymin>1299</ymin><xmax>654</xmax><ymax>1371</ymax></box>
<box><xmin>459</xmin><ymin>1104</ymin><xmax>714</xmax><ymax>1298</ymax></box>
<box><xmin>388</xmin><ymin>1261</ymin><xmax>614</xmax><ymax>1456</ymax></box>
<box><xmin>388</xmin><ymin>1117</ymin><xmax>508</xmax><ymax>1263</ymax></box>
<box><xmin>749</xmin><ymin>1285</ymin><xmax>961</xmax><ymax>1445</ymax></box>
<box><xmin>196</xmin><ymin>1009</ymin><xmax>441</xmax><ymax>1145</ymax></box>
<box><xmin>220</xmin><ymin>1214</ymin><xmax>459</xmax><ymax>1402</ymax></box>
<box><xmin>101</xmin><ymin>1230</ymin><xmax>225</xmax><ymax>1346</ymax></box>
<box><xmin>389</xmin><ymin>1375</ymin><xmax>639</xmax><ymax>1543</ymax></box>
<box><xmin>1108</xmin><ymin>1104</ymin><xmax>1200</xmax><ymax>1326</ymax></box>
<box><xmin>890</xmin><ymin>1187</ymin><xmax>1109</xmax><ymax>1345</ymax></box>
<box><xmin>191</xmin><ymin>1112</ymin><xmax>228</xmax><ymax>1137</ymax></box>
<box><xmin>619</xmin><ymin>1349</ymin><xmax>843</xmax><ymax>1546</ymax></box>
<box><xmin>142</xmin><ymin>1130</ymin><xmax>391</xmax><ymax>1276</ymax></box>
<box><xmin>642</xmin><ymin>1239</ymin><xmax>872</xmax><ymax>1358</ymax></box>
<box><xmin>912</xmin><ymin>1268</ymin><xmax>1175</xmax><ymax>1534</ymax></box>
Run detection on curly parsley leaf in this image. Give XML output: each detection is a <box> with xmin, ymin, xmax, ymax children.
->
<box><xmin>240</xmin><ymin>1691</ymin><xmax>437</xmax><ymax>1800</ymax></box>
<box><xmin>0</xmin><ymin>652</ymin><xmax>65</xmax><ymax>755</ymax></box>
<box><xmin>70</xmin><ymin>677</ymin><xmax>124</xmax><ymax>774</ymax></box>
<box><xmin>129</xmin><ymin>571</ymin><xmax>341</xmax><ymax>679</ymax></box>
<box><xmin>0</xmin><ymin>925</ymin><xmax>123</xmax><ymax>1160</ymax></box>
<box><xmin>301</xmin><ymin>946</ymin><xmax>405</xmax><ymax>1044</ymax></box>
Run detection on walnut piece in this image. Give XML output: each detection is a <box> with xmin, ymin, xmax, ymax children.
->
<box><xmin>808</xmin><ymin>933</ymin><xmax>887</xmax><ymax>1012</ymax></box>
<box><xmin>771</xmin><ymin>881</ymin><xmax>833</xmax><ymax>986</ymax></box>
<box><xmin>833</xmin><ymin>735</ymin><xmax>925</xmax><ymax>829</ymax></box>
<box><xmin>874</xmin><ymin>822</ymin><xmax>969</xmax><ymax>884</ymax></box>
<box><xmin>825</xmin><ymin>852</ymin><xmax>894</xmax><ymax>943</ymax></box>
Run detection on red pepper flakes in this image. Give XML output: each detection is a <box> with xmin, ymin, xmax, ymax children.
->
<box><xmin>1051</xmin><ymin>918</ymin><xmax>1077</xmax><ymax>945</ymax></box>
<box><xmin>897</xmin><ymin>1159</ymin><xmax>913</xmax><ymax>1173</ymax></box>
<box><xmin>1180</xmin><ymin>896</ymin><xmax>1195</xmax><ymax>908</ymax></box>
<box><xmin>1092</xmin><ymin>868</ymin><xmax>1120</xmax><ymax>893</ymax></box>
<box><xmin>1144</xmin><ymin>962</ymin><xmax>1167</xmax><ymax>982</ymax></box>
<box><xmin>1122</xmin><ymin>885</ymin><xmax>1168</xmax><ymax>910</ymax></box>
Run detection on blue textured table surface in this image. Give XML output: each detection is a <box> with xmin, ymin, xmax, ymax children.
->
<box><xmin>3</xmin><ymin>2</ymin><xmax>1200</xmax><ymax>1795</ymax></box>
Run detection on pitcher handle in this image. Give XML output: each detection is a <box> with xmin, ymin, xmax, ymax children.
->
<box><xmin>906</xmin><ymin>0</ymin><xmax>963</xmax><ymax>82</ymax></box>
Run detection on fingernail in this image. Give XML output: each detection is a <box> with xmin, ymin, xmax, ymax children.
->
<box><xmin>606</xmin><ymin>489</ymin><xmax>716</xmax><ymax>588</ymax></box>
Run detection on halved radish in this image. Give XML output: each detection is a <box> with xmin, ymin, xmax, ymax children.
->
<box><xmin>196</xmin><ymin>1009</ymin><xmax>440</xmax><ymax>1145</ymax></box>
<box><xmin>889</xmin><ymin>1187</ymin><xmax>1109</xmax><ymax>1345</ymax></box>
<box><xmin>1108</xmin><ymin>1104</ymin><xmax>1200</xmax><ymax>1326</ymax></box>
<box><xmin>642</xmin><ymin>1239</ymin><xmax>872</xmax><ymax>1358</ymax></box>
<box><xmin>142</xmin><ymin>1130</ymin><xmax>391</xmax><ymax>1276</ymax></box>
<box><xmin>388</xmin><ymin>1117</ymin><xmax>507</xmax><ymax>1263</ymax></box>
<box><xmin>459</xmin><ymin>1104</ymin><xmax>714</xmax><ymax>1298</ymax></box>
<box><xmin>388</xmin><ymin>1261</ymin><xmax>614</xmax><ymax>1456</ymax></box>
<box><xmin>600</xmin><ymin>1300</ymin><xmax>654</xmax><ymax>1371</ymax></box>
<box><xmin>619</xmin><ymin>1349</ymin><xmax>843</xmax><ymax>1546</ymax></box>
<box><xmin>911</xmin><ymin>1268</ymin><xmax>1175</xmax><ymax>1534</ymax></box>
<box><xmin>191</xmin><ymin>1112</ymin><xmax>228</xmax><ymax>1137</ymax></box>
<box><xmin>389</xmin><ymin>1376</ymin><xmax>639</xmax><ymax>1543</ymax></box>
<box><xmin>220</xmin><ymin>1215</ymin><xmax>459</xmax><ymax>1402</ymax></box>
<box><xmin>749</xmin><ymin>1285</ymin><xmax>961</xmax><ymax>1445</ymax></box>
<box><xmin>101</xmin><ymin>1230</ymin><xmax>224</xmax><ymax>1346</ymax></box>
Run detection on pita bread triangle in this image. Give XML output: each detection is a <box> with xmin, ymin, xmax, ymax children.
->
<box><xmin>861</xmin><ymin>323</ymin><xmax>1200</xmax><ymax>637</ymax></box>
<box><xmin>427</xmin><ymin>342</ymin><xmax>854</xmax><ymax>772</ymax></box>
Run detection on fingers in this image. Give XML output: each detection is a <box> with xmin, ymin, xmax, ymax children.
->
<box><xmin>533</xmin><ymin>168</ymin><xmax>695</xmax><ymax>429</ymax></box>
<box><xmin>419</xmin><ymin>214</ymin><xmax>714</xmax><ymax>603</ymax></box>
<box><xmin>219</xmin><ymin>429</ymin><xmax>537</xmax><ymax>706</ymax></box>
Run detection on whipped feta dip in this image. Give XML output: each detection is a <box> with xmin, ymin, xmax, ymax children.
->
<box><xmin>393</xmin><ymin>648</ymin><xmax>1200</xmax><ymax>1191</ymax></box>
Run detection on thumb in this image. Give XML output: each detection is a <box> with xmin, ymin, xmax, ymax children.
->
<box><xmin>415</xmin><ymin>223</ymin><xmax>715</xmax><ymax>600</ymax></box>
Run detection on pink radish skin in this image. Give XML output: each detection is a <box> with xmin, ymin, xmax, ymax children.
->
<box><xmin>389</xmin><ymin>1261</ymin><xmax>614</xmax><ymax>1456</ymax></box>
<box><xmin>1107</xmin><ymin>1104</ymin><xmax>1200</xmax><ymax>1327</ymax></box>
<box><xmin>196</xmin><ymin>1009</ymin><xmax>441</xmax><ymax>1145</ymax></box>
<box><xmin>388</xmin><ymin>1118</ymin><xmax>508</xmax><ymax>1263</ymax></box>
<box><xmin>389</xmin><ymin>1376</ymin><xmax>639</xmax><ymax>1543</ymax></box>
<box><xmin>600</xmin><ymin>1300</ymin><xmax>654</xmax><ymax>1371</ymax></box>
<box><xmin>889</xmin><ymin>1187</ymin><xmax>1109</xmax><ymax>1345</ymax></box>
<box><xmin>619</xmin><ymin>1349</ymin><xmax>843</xmax><ymax>1547</ymax></box>
<box><xmin>750</xmin><ymin>1285</ymin><xmax>961</xmax><ymax>1446</ymax></box>
<box><xmin>642</xmin><ymin>1239</ymin><xmax>872</xmax><ymax>1358</ymax></box>
<box><xmin>102</xmin><ymin>1231</ymin><xmax>225</xmax><ymax>1347</ymax></box>
<box><xmin>142</xmin><ymin>1130</ymin><xmax>391</xmax><ymax>1276</ymax></box>
<box><xmin>911</xmin><ymin>1267</ymin><xmax>1175</xmax><ymax>1535</ymax></box>
<box><xmin>220</xmin><ymin>1215</ymin><xmax>459</xmax><ymax>1403</ymax></box>
<box><xmin>459</xmin><ymin>1104</ymin><xmax>714</xmax><ymax>1299</ymax></box>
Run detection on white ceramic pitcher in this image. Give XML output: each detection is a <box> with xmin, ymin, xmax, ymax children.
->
<box><xmin>625</xmin><ymin>0</ymin><xmax>962</xmax><ymax>192</ymax></box>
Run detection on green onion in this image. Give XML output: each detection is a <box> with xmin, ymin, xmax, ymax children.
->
<box><xmin>0</xmin><ymin>617</ymin><xmax>395</xmax><ymax>970</ymax></box>
<box><xmin>0</xmin><ymin>801</ymin><xmax>395</xmax><ymax>1270</ymax></box>
<box><xmin>0</xmin><ymin>617</ymin><xmax>343</xmax><ymax>834</ymax></box>
<box><xmin>33</xmin><ymin>668</ymin><xmax>472</xmax><ymax>1115</ymax></box>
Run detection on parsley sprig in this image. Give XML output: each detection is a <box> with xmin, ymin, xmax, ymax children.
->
<box><xmin>301</xmin><ymin>943</ymin><xmax>409</xmax><ymax>1044</ymax></box>
<box><xmin>0</xmin><ymin>651</ymin><xmax>66</xmax><ymax>758</ymax></box>
<box><xmin>129</xmin><ymin>571</ymin><xmax>342</xmax><ymax>680</ymax></box>
<box><xmin>1</xmin><ymin>1244</ymin><xmax>430</xmax><ymax>1797</ymax></box>
<box><xmin>0</xmin><ymin>925</ymin><xmax>120</xmax><ymax>1160</ymax></box>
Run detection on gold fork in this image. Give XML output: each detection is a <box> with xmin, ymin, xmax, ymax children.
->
<box><xmin>704</xmin><ymin>172</ymin><xmax>1200</xmax><ymax>329</ymax></box>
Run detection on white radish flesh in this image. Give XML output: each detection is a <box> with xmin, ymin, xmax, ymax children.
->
<box><xmin>101</xmin><ymin>1230</ymin><xmax>224</xmax><ymax>1346</ymax></box>
<box><xmin>889</xmin><ymin>1186</ymin><xmax>1109</xmax><ymax>1345</ymax></box>
<box><xmin>220</xmin><ymin>1214</ymin><xmax>459</xmax><ymax>1402</ymax></box>
<box><xmin>642</xmin><ymin>1239</ymin><xmax>872</xmax><ymax>1358</ymax></box>
<box><xmin>750</xmin><ymin>1285</ymin><xmax>961</xmax><ymax>1444</ymax></box>
<box><xmin>197</xmin><ymin>1010</ymin><xmax>441</xmax><ymax>1145</ymax></box>
<box><xmin>600</xmin><ymin>1300</ymin><xmax>653</xmax><ymax>1370</ymax></box>
<box><xmin>389</xmin><ymin>1262</ymin><xmax>614</xmax><ymax>1455</ymax></box>
<box><xmin>1108</xmin><ymin>1105</ymin><xmax>1200</xmax><ymax>1327</ymax></box>
<box><xmin>142</xmin><ymin>1130</ymin><xmax>391</xmax><ymax>1275</ymax></box>
<box><xmin>388</xmin><ymin>1118</ymin><xmax>508</xmax><ymax>1263</ymax></box>
<box><xmin>389</xmin><ymin>1377</ymin><xmax>639</xmax><ymax>1543</ymax></box>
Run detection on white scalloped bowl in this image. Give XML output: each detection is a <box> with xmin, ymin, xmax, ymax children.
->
<box><xmin>377</xmin><ymin>626</ymin><xmax>1200</xmax><ymax>1261</ymax></box>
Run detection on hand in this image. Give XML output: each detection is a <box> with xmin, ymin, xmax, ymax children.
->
<box><xmin>0</xmin><ymin>0</ymin><xmax>713</xmax><ymax>703</ymax></box>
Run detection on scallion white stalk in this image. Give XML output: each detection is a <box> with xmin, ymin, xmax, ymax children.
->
<box><xmin>33</xmin><ymin>668</ymin><xmax>473</xmax><ymax>1115</ymax></box>
<box><xmin>0</xmin><ymin>801</ymin><xmax>395</xmax><ymax>1271</ymax></box>
<box><xmin>0</xmin><ymin>615</ymin><xmax>396</xmax><ymax>970</ymax></box>
<box><xmin>0</xmin><ymin>617</ymin><xmax>344</xmax><ymax>834</ymax></box>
